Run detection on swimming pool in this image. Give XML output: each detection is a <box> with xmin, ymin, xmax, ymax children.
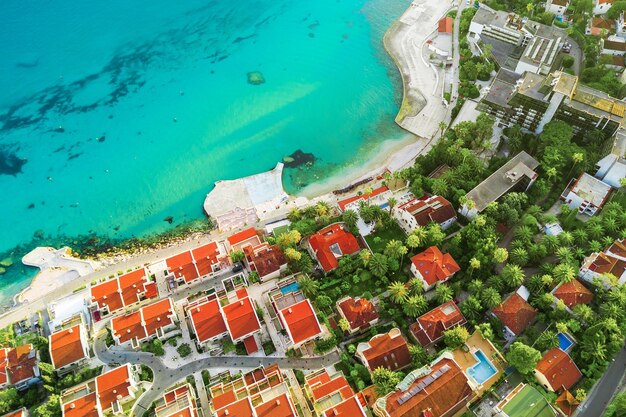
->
<box><xmin>467</xmin><ymin>349</ymin><xmax>498</xmax><ymax>385</ymax></box>
<box><xmin>557</xmin><ymin>332</ymin><xmax>575</xmax><ymax>352</ymax></box>
<box><xmin>279</xmin><ymin>282</ymin><xmax>300</xmax><ymax>294</ymax></box>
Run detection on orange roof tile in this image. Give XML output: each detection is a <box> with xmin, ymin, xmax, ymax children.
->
<box><xmin>338</xmin><ymin>297</ymin><xmax>379</xmax><ymax>331</ymax></box>
<box><xmin>337</xmin><ymin>186</ymin><xmax>389</xmax><ymax>211</ymax></box>
<box><xmin>324</xmin><ymin>395</ymin><xmax>367</xmax><ymax>417</ymax></box>
<box><xmin>243</xmin><ymin>336</ymin><xmax>259</xmax><ymax>354</ymax></box>
<box><xmin>556</xmin><ymin>390</ymin><xmax>579</xmax><ymax>416</ymax></box>
<box><xmin>118</xmin><ymin>269</ymin><xmax>150</xmax><ymax>307</ymax></box>
<box><xmin>384</xmin><ymin>358</ymin><xmax>472</xmax><ymax>417</ymax></box>
<box><xmin>211</xmin><ymin>390</ymin><xmax>237</xmax><ymax>410</ymax></box>
<box><xmin>62</xmin><ymin>392</ymin><xmax>101</xmax><ymax>417</ymax></box>
<box><xmin>308</xmin><ymin>224</ymin><xmax>360</xmax><ymax>272</ymax></box>
<box><xmin>608</xmin><ymin>239</ymin><xmax>626</xmax><ymax>258</ymax></box>
<box><xmin>228</xmin><ymin>228</ymin><xmax>259</xmax><ymax>246</ymax></box>
<box><xmin>166</xmin><ymin>251</ymin><xmax>200</xmax><ymax>283</ymax></box>
<box><xmin>50</xmin><ymin>325</ymin><xmax>87</xmax><ymax>369</ymax></box>
<box><xmin>142</xmin><ymin>298</ymin><xmax>174</xmax><ymax>337</ymax></box>
<box><xmin>6</xmin><ymin>344</ymin><xmax>38</xmax><ymax>385</ymax></box>
<box><xmin>311</xmin><ymin>375</ymin><xmax>354</xmax><ymax>401</ymax></box>
<box><xmin>249</xmin><ymin>244</ymin><xmax>287</xmax><ymax>278</ymax></box>
<box><xmin>438</xmin><ymin>16</ymin><xmax>453</xmax><ymax>33</ymax></box>
<box><xmin>588</xmin><ymin>252</ymin><xmax>626</xmax><ymax>278</ymax></box>
<box><xmin>361</xmin><ymin>330</ymin><xmax>411</xmax><ymax>372</ymax></box>
<box><xmin>492</xmin><ymin>293</ymin><xmax>537</xmax><ymax>335</ymax></box>
<box><xmin>90</xmin><ymin>279</ymin><xmax>124</xmax><ymax>313</ymax></box>
<box><xmin>1</xmin><ymin>409</ymin><xmax>29</xmax><ymax>417</ymax></box>
<box><xmin>191</xmin><ymin>242</ymin><xmax>221</xmax><ymax>276</ymax></box>
<box><xmin>0</xmin><ymin>349</ymin><xmax>7</xmax><ymax>386</ymax></box>
<box><xmin>279</xmin><ymin>299</ymin><xmax>322</xmax><ymax>345</ymax></box>
<box><xmin>535</xmin><ymin>348</ymin><xmax>582</xmax><ymax>392</ymax></box>
<box><xmin>216</xmin><ymin>397</ymin><xmax>254</xmax><ymax>417</ymax></box>
<box><xmin>96</xmin><ymin>364</ymin><xmax>134</xmax><ymax>410</ymax></box>
<box><xmin>552</xmin><ymin>280</ymin><xmax>593</xmax><ymax>308</ymax></box>
<box><xmin>411</xmin><ymin>247</ymin><xmax>460</xmax><ymax>286</ymax></box>
<box><xmin>111</xmin><ymin>311</ymin><xmax>147</xmax><ymax>343</ymax></box>
<box><xmin>188</xmin><ymin>298</ymin><xmax>227</xmax><ymax>343</ymax></box>
<box><xmin>410</xmin><ymin>301</ymin><xmax>466</xmax><ymax>346</ymax></box>
<box><xmin>222</xmin><ymin>297</ymin><xmax>261</xmax><ymax>341</ymax></box>
<box><xmin>397</xmin><ymin>196</ymin><xmax>456</xmax><ymax>228</ymax></box>
<box><xmin>255</xmin><ymin>393</ymin><xmax>297</xmax><ymax>417</ymax></box>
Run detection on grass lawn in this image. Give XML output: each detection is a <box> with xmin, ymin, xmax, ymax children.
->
<box><xmin>608</xmin><ymin>189</ymin><xmax>626</xmax><ymax>207</ymax></box>
<box><xmin>501</xmin><ymin>385</ymin><xmax>556</xmax><ymax>417</ymax></box>
<box><xmin>273</xmin><ymin>225</ymin><xmax>290</xmax><ymax>237</ymax></box>
<box><xmin>365</xmin><ymin>222</ymin><xmax>407</xmax><ymax>253</ymax></box>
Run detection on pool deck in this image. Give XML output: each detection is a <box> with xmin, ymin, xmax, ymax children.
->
<box><xmin>453</xmin><ymin>332</ymin><xmax>507</xmax><ymax>396</ymax></box>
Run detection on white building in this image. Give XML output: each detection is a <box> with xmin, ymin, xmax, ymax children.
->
<box><xmin>394</xmin><ymin>195</ymin><xmax>457</xmax><ymax>234</ymax></box>
<box><xmin>561</xmin><ymin>173</ymin><xmax>613</xmax><ymax>216</ymax></box>
<box><xmin>593</xmin><ymin>0</ymin><xmax>616</xmax><ymax>15</ymax></box>
<box><xmin>545</xmin><ymin>0</ymin><xmax>570</xmax><ymax>18</ymax></box>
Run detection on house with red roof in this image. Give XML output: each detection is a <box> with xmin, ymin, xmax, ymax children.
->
<box><xmin>409</xmin><ymin>301</ymin><xmax>466</xmax><ymax>347</ymax></box>
<box><xmin>579</xmin><ymin>239</ymin><xmax>626</xmax><ymax>287</ymax></box>
<box><xmin>155</xmin><ymin>384</ymin><xmax>200</xmax><ymax>417</ymax></box>
<box><xmin>49</xmin><ymin>324</ymin><xmax>90</xmax><ymax>375</ymax></box>
<box><xmin>61</xmin><ymin>391</ymin><xmax>101</xmax><ymax>417</ymax></box>
<box><xmin>551</xmin><ymin>279</ymin><xmax>593</xmax><ymax>312</ymax></box>
<box><xmin>307</xmin><ymin>223</ymin><xmax>361</xmax><ymax>273</ymax></box>
<box><xmin>410</xmin><ymin>246</ymin><xmax>460</xmax><ymax>292</ymax></box>
<box><xmin>336</xmin><ymin>296</ymin><xmax>379</xmax><ymax>334</ymax></box>
<box><xmin>556</xmin><ymin>390</ymin><xmax>580</xmax><ymax>416</ymax></box>
<box><xmin>324</xmin><ymin>395</ymin><xmax>368</xmax><ymax>417</ymax></box>
<box><xmin>227</xmin><ymin>228</ymin><xmax>262</xmax><ymax>253</ymax></box>
<box><xmin>356</xmin><ymin>328</ymin><xmax>412</xmax><ymax>372</ymax></box>
<box><xmin>491</xmin><ymin>287</ymin><xmax>537</xmax><ymax>341</ymax></box>
<box><xmin>89</xmin><ymin>268</ymin><xmax>158</xmax><ymax>318</ymax></box>
<box><xmin>594</xmin><ymin>0</ymin><xmax>616</xmax><ymax>15</ymax></box>
<box><xmin>277</xmin><ymin>299</ymin><xmax>323</xmax><ymax>348</ymax></box>
<box><xmin>162</xmin><ymin>242</ymin><xmax>227</xmax><ymax>287</ymax></box>
<box><xmin>185</xmin><ymin>296</ymin><xmax>228</xmax><ymax>352</ymax></box>
<box><xmin>245</xmin><ymin>243</ymin><xmax>287</xmax><ymax>281</ymax></box>
<box><xmin>438</xmin><ymin>16</ymin><xmax>453</xmax><ymax>34</ymax></box>
<box><xmin>336</xmin><ymin>186</ymin><xmax>392</xmax><ymax>212</ymax></box>
<box><xmin>395</xmin><ymin>195</ymin><xmax>457</xmax><ymax>234</ymax></box>
<box><xmin>372</xmin><ymin>356</ymin><xmax>473</xmax><ymax>417</ymax></box>
<box><xmin>222</xmin><ymin>289</ymin><xmax>261</xmax><ymax>344</ymax></box>
<box><xmin>304</xmin><ymin>369</ymin><xmax>367</xmax><ymax>417</ymax></box>
<box><xmin>1</xmin><ymin>409</ymin><xmax>29</xmax><ymax>417</ymax></box>
<box><xmin>110</xmin><ymin>298</ymin><xmax>178</xmax><ymax>348</ymax></box>
<box><xmin>0</xmin><ymin>345</ymin><xmax>41</xmax><ymax>391</ymax></box>
<box><xmin>534</xmin><ymin>348</ymin><xmax>582</xmax><ymax>392</ymax></box>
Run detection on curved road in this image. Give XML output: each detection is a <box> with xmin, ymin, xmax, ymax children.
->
<box><xmin>94</xmin><ymin>334</ymin><xmax>340</xmax><ymax>417</ymax></box>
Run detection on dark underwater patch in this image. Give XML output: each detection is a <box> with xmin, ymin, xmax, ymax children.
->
<box><xmin>0</xmin><ymin>145</ymin><xmax>27</xmax><ymax>176</ymax></box>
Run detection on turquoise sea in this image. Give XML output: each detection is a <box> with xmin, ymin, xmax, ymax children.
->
<box><xmin>0</xmin><ymin>0</ymin><xmax>409</xmax><ymax>306</ymax></box>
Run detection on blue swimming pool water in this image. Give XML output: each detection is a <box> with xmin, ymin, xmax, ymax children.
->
<box><xmin>280</xmin><ymin>282</ymin><xmax>300</xmax><ymax>294</ymax></box>
<box><xmin>467</xmin><ymin>350</ymin><xmax>498</xmax><ymax>384</ymax></box>
<box><xmin>557</xmin><ymin>332</ymin><xmax>574</xmax><ymax>351</ymax></box>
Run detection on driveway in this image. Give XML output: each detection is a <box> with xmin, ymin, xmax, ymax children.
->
<box><xmin>575</xmin><ymin>347</ymin><xmax>626</xmax><ymax>417</ymax></box>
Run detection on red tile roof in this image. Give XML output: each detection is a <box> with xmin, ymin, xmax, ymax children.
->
<box><xmin>438</xmin><ymin>16</ymin><xmax>453</xmax><ymax>33</ymax></box>
<box><xmin>118</xmin><ymin>269</ymin><xmax>150</xmax><ymax>307</ymax></box>
<box><xmin>591</xmin><ymin>17</ymin><xmax>615</xmax><ymax>30</ymax></box>
<box><xmin>324</xmin><ymin>395</ymin><xmax>367</xmax><ymax>417</ymax></box>
<box><xmin>556</xmin><ymin>390</ymin><xmax>579</xmax><ymax>416</ymax></box>
<box><xmin>536</xmin><ymin>348</ymin><xmax>582</xmax><ymax>392</ymax></box>
<box><xmin>90</xmin><ymin>269</ymin><xmax>157</xmax><ymax>313</ymax></box>
<box><xmin>337</xmin><ymin>186</ymin><xmax>389</xmax><ymax>211</ymax></box>
<box><xmin>603</xmin><ymin>39</ymin><xmax>626</xmax><ymax>51</ymax></box>
<box><xmin>492</xmin><ymin>293</ymin><xmax>537</xmax><ymax>335</ymax></box>
<box><xmin>228</xmin><ymin>228</ymin><xmax>259</xmax><ymax>247</ymax></box>
<box><xmin>279</xmin><ymin>299</ymin><xmax>322</xmax><ymax>345</ymax></box>
<box><xmin>360</xmin><ymin>329</ymin><xmax>411</xmax><ymax>372</ymax></box>
<box><xmin>410</xmin><ymin>301</ymin><xmax>466</xmax><ymax>346</ymax></box>
<box><xmin>222</xmin><ymin>296</ymin><xmax>261</xmax><ymax>341</ymax></box>
<box><xmin>6</xmin><ymin>345</ymin><xmax>38</xmax><ymax>386</ymax></box>
<box><xmin>111</xmin><ymin>311</ymin><xmax>146</xmax><ymax>343</ymax></box>
<box><xmin>191</xmin><ymin>242</ymin><xmax>222</xmax><ymax>276</ymax></box>
<box><xmin>410</xmin><ymin>247</ymin><xmax>460</xmax><ymax>286</ymax></box>
<box><xmin>96</xmin><ymin>364</ymin><xmax>134</xmax><ymax>410</ymax></box>
<box><xmin>216</xmin><ymin>397</ymin><xmax>254</xmax><ymax>417</ymax></box>
<box><xmin>608</xmin><ymin>239</ymin><xmax>626</xmax><ymax>258</ymax></box>
<box><xmin>166</xmin><ymin>251</ymin><xmax>200</xmax><ymax>283</ymax></box>
<box><xmin>212</xmin><ymin>390</ymin><xmax>237</xmax><ymax>410</ymax></box>
<box><xmin>337</xmin><ymin>297</ymin><xmax>379</xmax><ymax>331</ymax></box>
<box><xmin>397</xmin><ymin>196</ymin><xmax>456</xmax><ymax>228</ymax></box>
<box><xmin>308</xmin><ymin>223</ymin><xmax>360</xmax><ymax>272</ymax></box>
<box><xmin>90</xmin><ymin>279</ymin><xmax>124</xmax><ymax>313</ymax></box>
<box><xmin>384</xmin><ymin>358</ymin><xmax>472</xmax><ymax>417</ymax></box>
<box><xmin>248</xmin><ymin>244</ymin><xmax>287</xmax><ymax>278</ymax></box>
<box><xmin>141</xmin><ymin>298</ymin><xmax>174</xmax><ymax>337</ymax></box>
<box><xmin>62</xmin><ymin>393</ymin><xmax>100</xmax><ymax>417</ymax></box>
<box><xmin>0</xmin><ymin>349</ymin><xmax>7</xmax><ymax>386</ymax></box>
<box><xmin>254</xmin><ymin>393</ymin><xmax>297</xmax><ymax>417</ymax></box>
<box><xmin>50</xmin><ymin>325</ymin><xmax>87</xmax><ymax>369</ymax></box>
<box><xmin>188</xmin><ymin>298</ymin><xmax>227</xmax><ymax>343</ymax></box>
<box><xmin>243</xmin><ymin>336</ymin><xmax>259</xmax><ymax>354</ymax></box>
<box><xmin>552</xmin><ymin>279</ymin><xmax>593</xmax><ymax>308</ymax></box>
<box><xmin>310</xmin><ymin>375</ymin><xmax>354</xmax><ymax>401</ymax></box>
<box><xmin>588</xmin><ymin>252</ymin><xmax>626</xmax><ymax>278</ymax></box>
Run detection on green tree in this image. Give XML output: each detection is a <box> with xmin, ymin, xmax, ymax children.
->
<box><xmin>230</xmin><ymin>250</ymin><xmax>245</xmax><ymax>263</ymax></box>
<box><xmin>284</xmin><ymin>247</ymin><xmax>302</xmax><ymax>262</ymax></box>
<box><xmin>342</xmin><ymin>210</ymin><xmax>359</xmax><ymax>230</ymax></box>
<box><xmin>359</xmin><ymin>249</ymin><xmax>372</xmax><ymax>267</ymax></box>
<box><xmin>510</xmin><ymin>247</ymin><xmax>529</xmax><ymax>266</ymax></box>
<box><xmin>403</xmin><ymin>295</ymin><xmax>428</xmax><ymax>317</ymax></box>
<box><xmin>298</xmin><ymin>275</ymin><xmax>319</xmax><ymax>297</ymax></box>
<box><xmin>435</xmin><ymin>284</ymin><xmax>454</xmax><ymax>304</ymax></box>
<box><xmin>481</xmin><ymin>288</ymin><xmax>502</xmax><ymax>309</ymax></box>
<box><xmin>409</xmin><ymin>344</ymin><xmax>429</xmax><ymax>368</ymax></box>
<box><xmin>443</xmin><ymin>326</ymin><xmax>470</xmax><ymax>349</ymax></box>
<box><xmin>385</xmin><ymin>240</ymin><xmax>407</xmax><ymax>261</ymax></box>
<box><xmin>506</xmin><ymin>342</ymin><xmax>541</xmax><ymax>374</ymax></box>
<box><xmin>369</xmin><ymin>253</ymin><xmax>389</xmax><ymax>278</ymax></box>
<box><xmin>338</xmin><ymin>318</ymin><xmax>351</xmax><ymax>332</ymax></box>
<box><xmin>493</xmin><ymin>247</ymin><xmax>509</xmax><ymax>263</ymax></box>
<box><xmin>372</xmin><ymin>367</ymin><xmax>402</xmax><ymax>396</ymax></box>
<box><xmin>553</xmin><ymin>263</ymin><xmax>576</xmax><ymax>283</ymax></box>
<box><xmin>461</xmin><ymin>295</ymin><xmax>484</xmax><ymax>322</ymax></box>
<box><xmin>477</xmin><ymin>323</ymin><xmax>495</xmax><ymax>341</ymax></box>
<box><xmin>388</xmin><ymin>281</ymin><xmax>408</xmax><ymax>304</ymax></box>
<box><xmin>502</xmin><ymin>264</ymin><xmax>525</xmax><ymax>289</ymax></box>
<box><xmin>535</xmin><ymin>330</ymin><xmax>559</xmax><ymax>352</ymax></box>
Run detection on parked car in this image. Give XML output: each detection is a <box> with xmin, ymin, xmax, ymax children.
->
<box><xmin>232</xmin><ymin>262</ymin><xmax>244</xmax><ymax>272</ymax></box>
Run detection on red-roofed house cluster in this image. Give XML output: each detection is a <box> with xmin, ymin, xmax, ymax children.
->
<box><xmin>208</xmin><ymin>364</ymin><xmax>299</xmax><ymax>417</ymax></box>
<box><xmin>306</xmin><ymin>223</ymin><xmax>362</xmax><ymax>273</ymax></box>
<box><xmin>89</xmin><ymin>268</ymin><xmax>159</xmax><ymax>319</ymax></box>
<box><xmin>579</xmin><ymin>239</ymin><xmax>626</xmax><ymax>287</ymax></box>
<box><xmin>355</xmin><ymin>328</ymin><xmax>412</xmax><ymax>372</ymax></box>
<box><xmin>185</xmin><ymin>287</ymin><xmax>261</xmax><ymax>354</ymax></box>
<box><xmin>110</xmin><ymin>298</ymin><xmax>178</xmax><ymax>349</ymax></box>
<box><xmin>395</xmin><ymin>195</ymin><xmax>457</xmax><ymax>234</ymax></box>
<box><xmin>304</xmin><ymin>369</ymin><xmax>367</xmax><ymax>417</ymax></box>
<box><xmin>163</xmin><ymin>241</ymin><xmax>228</xmax><ymax>287</ymax></box>
<box><xmin>410</xmin><ymin>246</ymin><xmax>460</xmax><ymax>292</ymax></box>
<box><xmin>227</xmin><ymin>228</ymin><xmax>288</xmax><ymax>281</ymax></box>
<box><xmin>0</xmin><ymin>345</ymin><xmax>41</xmax><ymax>391</ymax></box>
<box><xmin>336</xmin><ymin>296</ymin><xmax>379</xmax><ymax>334</ymax></box>
<box><xmin>60</xmin><ymin>363</ymin><xmax>140</xmax><ymax>417</ymax></box>
<box><xmin>154</xmin><ymin>383</ymin><xmax>200</xmax><ymax>417</ymax></box>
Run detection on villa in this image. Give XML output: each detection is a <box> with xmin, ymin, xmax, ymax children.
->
<box><xmin>336</xmin><ymin>185</ymin><xmax>392</xmax><ymax>212</ymax></box>
<box><xmin>89</xmin><ymin>268</ymin><xmax>159</xmax><ymax>318</ymax></box>
<box><xmin>304</xmin><ymin>369</ymin><xmax>367</xmax><ymax>417</ymax></box>
<box><xmin>227</xmin><ymin>227</ymin><xmax>262</xmax><ymax>253</ymax></box>
<box><xmin>491</xmin><ymin>286</ymin><xmax>537</xmax><ymax>341</ymax></box>
<box><xmin>594</xmin><ymin>0</ymin><xmax>616</xmax><ymax>15</ymax></box>
<box><xmin>394</xmin><ymin>195</ymin><xmax>457</xmax><ymax>234</ymax></box>
<box><xmin>595</xmin><ymin>129</ymin><xmax>626</xmax><ymax>188</ymax></box>
<box><xmin>277</xmin><ymin>298</ymin><xmax>323</xmax><ymax>348</ymax></box>
<box><xmin>0</xmin><ymin>345</ymin><xmax>41</xmax><ymax>391</ymax></box>
<box><xmin>185</xmin><ymin>296</ymin><xmax>228</xmax><ymax>352</ymax></box>
<box><xmin>49</xmin><ymin>323</ymin><xmax>90</xmax><ymax>375</ymax></box>
<box><xmin>356</xmin><ymin>328</ymin><xmax>411</xmax><ymax>372</ymax></box>
<box><xmin>154</xmin><ymin>384</ymin><xmax>200</xmax><ymax>417</ymax></box>
<box><xmin>586</xmin><ymin>17</ymin><xmax>615</xmax><ymax>36</ymax></box>
<box><xmin>409</xmin><ymin>301</ymin><xmax>466</xmax><ymax>347</ymax></box>
<box><xmin>46</xmin><ymin>291</ymin><xmax>91</xmax><ymax>334</ymax></box>
<box><xmin>561</xmin><ymin>172</ymin><xmax>612</xmax><ymax>216</ymax></box>
<box><xmin>336</xmin><ymin>296</ymin><xmax>379</xmax><ymax>334</ymax></box>
<box><xmin>545</xmin><ymin>0</ymin><xmax>570</xmax><ymax>17</ymax></box>
<box><xmin>534</xmin><ymin>348</ymin><xmax>582</xmax><ymax>392</ymax></box>
<box><xmin>244</xmin><ymin>243</ymin><xmax>287</xmax><ymax>281</ymax></box>
<box><xmin>550</xmin><ymin>279</ymin><xmax>593</xmax><ymax>311</ymax></box>
<box><xmin>306</xmin><ymin>223</ymin><xmax>361</xmax><ymax>273</ymax></box>
<box><xmin>372</xmin><ymin>356</ymin><xmax>473</xmax><ymax>417</ymax></box>
<box><xmin>222</xmin><ymin>288</ymin><xmax>262</xmax><ymax>352</ymax></box>
<box><xmin>110</xmin><ymin>298</ymin><xmax>178</xmax><ymax>348</ymax></box>
<box><xmin>409</xmin><ymin>246</ymin><xmax>460</xmax><ymax>292</ymax></box>
<box><xmin>579</xmin><ymin>239</ymin><xmax>626</xmax><ymax>286</ymax></box>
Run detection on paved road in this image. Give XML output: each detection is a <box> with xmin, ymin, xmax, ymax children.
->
<box><xmin>94</xmin><ymin>334</ymin><xmax>340</xmax><ymax>417</ymax></box>
<box><xmin>575</xmin><ymin>347</ymin><xmax>626</xmax><ymax>417</ymax></box>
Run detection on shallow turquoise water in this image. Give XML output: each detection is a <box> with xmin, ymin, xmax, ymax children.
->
<box><xmin>0</xmin><ymin>0</ymin><xmax>408</xmax><ymax>304</ymax></box>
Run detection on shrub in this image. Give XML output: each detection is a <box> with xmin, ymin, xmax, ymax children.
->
<box><xmin>177</xmin><ymin>343</ymin><xmax>192</xmax><ymax>358</ymax></box>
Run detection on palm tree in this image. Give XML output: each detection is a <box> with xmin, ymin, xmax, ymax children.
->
<box><xmin>385</xmin><ymin>240</ymin><xmax>407</xmax><ymax>261</ymax></box>
<box><xmin>461</xmin><ymin>296</ymin><xmax>484</xmax><ymax>321</ymax></box>
<box><xmin>502</xmin><ymin>264</ymin><xmax>525</xmax><ymax>289</ymax></box>
<box><xmin>359</xmin><ymin>250</ymin><xmax>372</xmax><ymax>267</ymax></box>
<box><xmin>553</xmin><ymin>263</ymin><xmax>576</xmax><ymax>283</ymax></box>
<box><xmin>435</xmin><ymin>284</ymin><xmax>454</xmax><ymax>304</ymax></box>
<box><xmin>369</xmin><ymin>253</ymin><xmax>389</xmax><ymax>278</ymax></box>
<box><xmin>298</xmin><ymin>275</ymin><xmax>319</xmax><ymax>298</ymax></box>
<box><xmin>363</xmin><ymin>187</ymin><xmax>374</xmax><ymax>205</ymax></box>
<box><xmin>572</xmin><ymin>229</ymin><xmax>588</xmax><ymax>243</ymax></box>
<box><xmin>559</xmin><ymin>231</ymin><xmax>574</xmax><ymax>247</ymax></box>
<box><xmin>438</xmin><ymin>121</ymin><xmax>447</xmax><ymax>136</ymax></box>
<box><xmin>510</xmin><ymin>248</ymin><xmax>529</xmax><ymax>266</ymax></box>
<box><xmin>403</xmin><ymin>295</ymin><xmax>428</xmax><ymax>317</ymax></box>
<box><xmin>546</xmin><ymin>167</ymin><xmax>558</xmax><ymax>183</ymax></box>
<box><xmin>587</xmin><ymin>222</ymin><xmax>605</xmax><ymax>241</ymax></box>
<box><xmin>542</xmin><ymin>235</ymin><xmax>560</xmax><ymax>253</ymax></box>
<box><xmin>515</xmin><ymin>226</ymin><xmax>534</xmax><ymax>242</ymax></box>
<box><xmin>408</xmin><ymin>278</ymin><xmax>425</xmax><ymax>295</ymax></box>
<box><xmin>315</xmin><ymin>201</ymin><xmax>330</xmax><ymax>217</ymax></box>
<box><xmin>406</xmin><ymin>227</ymin><xmax>427</xmax><ymax>248</ymax></box>
<box><xmin>467</xmin><ymin>279</ymin><xmax>483</xmax><ymax>295</ymax></box>
<box><xmin>388</xmin><ymin>281</ymin><xmax>408</xmax><ymax>303</ymax></box>
<box><xmin>580</xmin><ymin>336</ymin><xmax>607</xmax><ymax>364</ymax></box>
<box><xmin>556</xmin><ymin>247</ymin><xmax>573</xmax><ymax>264</ymax></box>
<box><xmin>387</xmin><ymin>197</ymin><xmax>397</xmax><ymax>214</ymax></box>
<box><xmin>481</xmin><ymin>288</ymin><xmax>502</xmax><ymax>309</ymax></box>
<box><xmin>573</xmin><ymin>304</ymin><xmax>595</xmax><ymax>322</ymax></box>
<box><xmin>493</xmin><ymin>248</ymin><xmax>509</xmax><ymax>264</ymax></box>
<box><xmin>431</xmin><ymin>179</ymin><xmax>450</xmax><ymax>197</ymax></box>
<box><xmin>342</xmin><ymin>209</ymin><xmax>358</xmax><ymax>229</ymax></box>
